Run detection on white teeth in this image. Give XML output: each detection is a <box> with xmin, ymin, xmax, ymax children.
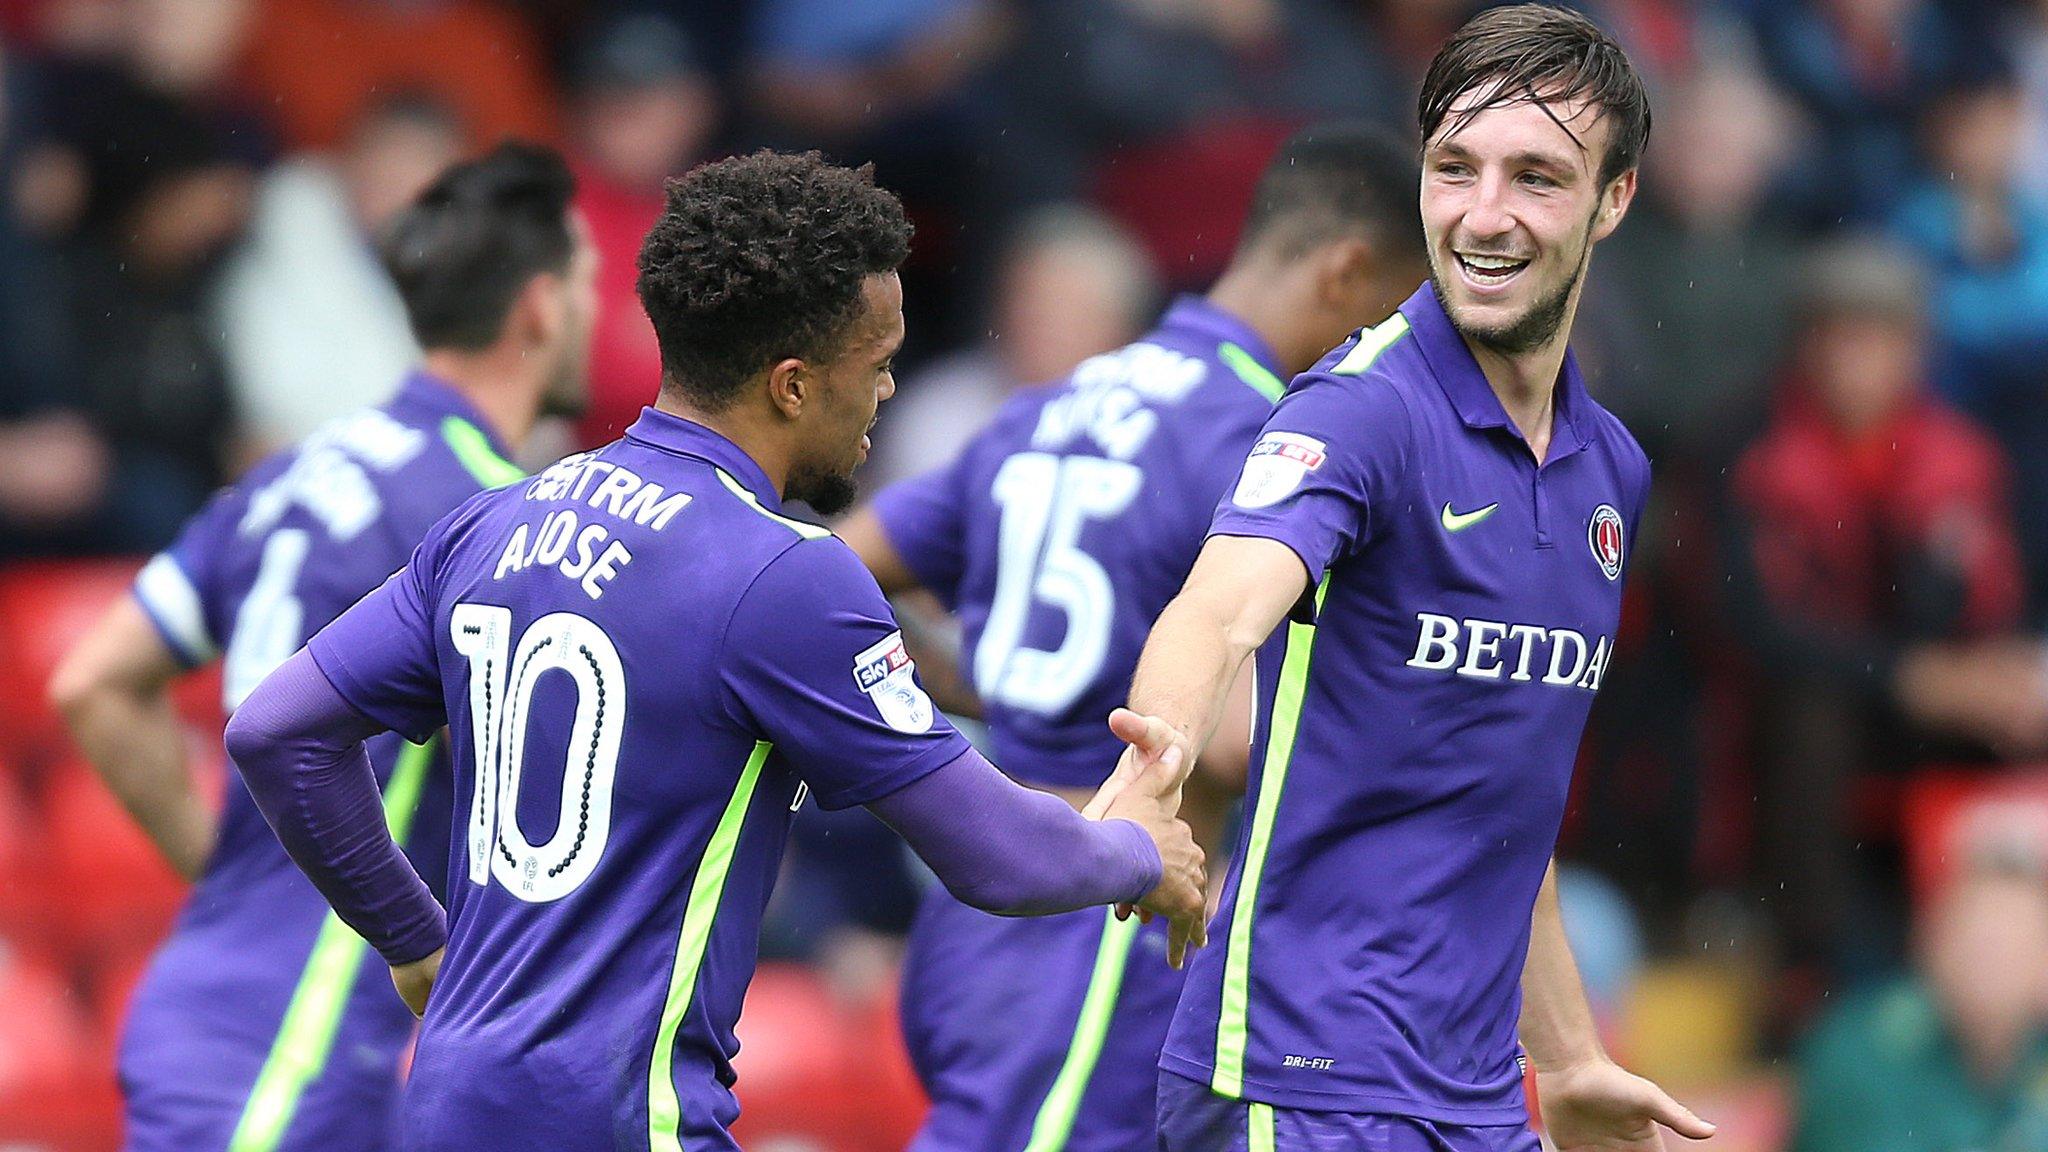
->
<box><xmin>1460</xmin><ymin>254</ymin><xmax>1524</xmax><ymax>271</ymax></box>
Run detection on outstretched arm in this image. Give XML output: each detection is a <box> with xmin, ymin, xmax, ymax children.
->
<box><xmin>49</xmin><ymin>595</ymin><xmax>215</xmax><ymax>880</ymax></box>
<box><xmin>869</xmin><ymin>741</ymin><xmax>1207</xmax><ymax>966</ymax></box>
<box><xmin>1522</xmin><ymin>861</ymin><xmax>1714</xmax><ymax>1149</ymax></box>
<box><xmin>1086</xmin><ymin>534</ymin><xmax>1307</xmax><ymax>817</ymax></box>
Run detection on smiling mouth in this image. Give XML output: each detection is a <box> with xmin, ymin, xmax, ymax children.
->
<box><xmin>1455</xmin><ymin>251</ymin><xmax>1531</xmax><ymax>287</ymax></box>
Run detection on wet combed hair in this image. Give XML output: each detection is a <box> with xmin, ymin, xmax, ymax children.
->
<box><xmin>1235</xmin><ymin>122</ymin><xmax>1425</xmax><ymax>266</ymax></box>
<box><xmin>381</xmin><ymin>142</ymin><xmax>577</xmax><ymax>351</ymax></box>
<box><xmin>637</xmin><ymin>150</ymin><xmax>913</xmax><ymax>412</ymax></box>
<box><xmin>1419</xmin><ymin>4</ymin><xmax>1651</xmax><ymax>187</ymax></box>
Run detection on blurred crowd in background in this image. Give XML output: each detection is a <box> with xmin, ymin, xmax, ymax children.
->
<box><xmin>5</xmin><ymin>0</ymin><xmax>2048</xmax><ymax>1147</ymax></box>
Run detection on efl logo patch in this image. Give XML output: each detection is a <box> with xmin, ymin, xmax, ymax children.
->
<box><xmin>1231</xmin><ymin>432</ymin><xmax>1328</xmax><ymax>509</ymax></box>
<box><xmin>1588</xmin><ymin>504</ymin><xmax>1625</xmax><ymax>581</ymax></box>
<box><xmin>853</xmin><ymin>631</ymin><xmax>935</xmax><ymax>734</ymax></box>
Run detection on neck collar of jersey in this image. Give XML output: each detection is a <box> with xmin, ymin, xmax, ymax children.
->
<box><xmin>624</xmin><ymin>406</ymin><xmax>784</xmax><ymax>508</ymax></box>
<box><xmin>392</xmin><ymin>369</ymin><xmax>517</xmax><ymax>461</ymax></box>
<box><xmin>1400</xmin><ymin>282</ymin><xmax>1589</xmax><ymax>461</ymax></box>
<box><xmin>1159</xmin><ymin>295</ymin><xmax>1284</xmax><ymax>381</ymax></box>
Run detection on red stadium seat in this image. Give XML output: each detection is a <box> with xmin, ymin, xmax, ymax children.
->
<box><xmin>730</xmin><ymin>963</ymin><xmax>928</xmax><ymax>1152</ymax></box>
<box><xmin>0</xmin><ymin>940</ymin><xmax>118</xmax><ymax>1152</ymax></box>
<box><xmin>1092</xmin><ymin>116</ymin><xmax>1302</xmax><ymax>292</ymax></box>
<box><xmin>38</xmin><ymin>760</ymin><xmax>187</xmax><ymax>963</ymax></box>
<box><xmin>0</xmin><ymin>560</ymin><xmax>144</xmax><ymax>761</ymax></box>
<box><xmin>84</xmin><ymin>943</ymin><xmax>154</xmax><ymax>1066</ymax></box>
<box><xmin>0</xmin><ymin>772</ymin><xmax>52</xmax><ymax>943</ymax></box>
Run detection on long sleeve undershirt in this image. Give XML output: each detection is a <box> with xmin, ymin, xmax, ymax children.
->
<box><xmin>228</xmin><ymin>651</ymin><xmax>1160</xmax><ymax>965</ymax></box>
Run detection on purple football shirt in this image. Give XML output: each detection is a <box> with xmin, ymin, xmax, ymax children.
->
<box><xmin>304</xmin><ymin>409</ymin><xmax>972</xmax><ymax>1150</ymax></box>
<box><xmin>871</xmin><ymin>297</ymin><xmax>1286</xmax><ymax>788</ymax></box>
<box><xmin>123</xmin><ymin>371</ymin><xmax>519</xmax><ymax>1150</ymax></box>
<box><xmin>1161</xmin><ymin>283</ymin><xmax>1651</xmax><ymax>1122</ymax></box>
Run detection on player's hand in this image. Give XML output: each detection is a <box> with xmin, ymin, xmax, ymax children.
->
<box><xmin>391</xmin><ymin>947</ymin><xmax>444</xmax><ymax>1018</ymax></box>
<box><xmin>1097</xmin><ymin>744</ymin><xmax>1207</xmax><ymax>969</ymax></box>
<box><xmin>1536</xmin><ymin>1058</ymin><xmax>1714</xmax><ymax>1150</ymax></box>
<box><xmin>1082</xmin><ymin>708</ymin><xmax>1195</xmax><ymax>821</ymax></box>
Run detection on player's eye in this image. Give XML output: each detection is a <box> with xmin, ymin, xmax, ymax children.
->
<box><xmin>1518</xmin><ymin>171</ymin><xmax>1559</xmax><ymax>189</ymax></box>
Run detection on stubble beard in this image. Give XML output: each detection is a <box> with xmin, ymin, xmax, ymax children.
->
<box><xmin>1432</xmin><ymin>215</ymin><xmax>1597</xmax><ymax>356</ymax></box>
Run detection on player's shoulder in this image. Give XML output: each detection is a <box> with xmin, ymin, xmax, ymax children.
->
<box><xmin>1277</xmin><ymin>314</ymin><xmax>1425</xmax><ymax>433</ymax></box>
<box><xmin>1573</xmin><ymin>390</ymin><xmax>1651</xmax><ymax>490</ymax></box>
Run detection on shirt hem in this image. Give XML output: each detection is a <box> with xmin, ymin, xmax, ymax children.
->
<box><xmin>1157</xmin><ymin>1051</ymin><xmax>1531</xmax><ymax>1125</ymax></box>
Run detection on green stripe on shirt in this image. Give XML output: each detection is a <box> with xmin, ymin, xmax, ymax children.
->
<box><xmin>1211</xmin><ymin>576</ymin><xmax>1329</xmax><ymax>1099</ymax></box>
<box><xmin>1021</xmin><ymin>908</ymin><xmax>1144</xmax><ymax>1152</ymax></box>
<box><xmin>648</xmin><ymin>740</ymin><xmax>772</xmax><ymax>1151</ymax></box>
<box><xmin>228</xmin><ymin>737</ymin><xmax>437</xmax><ymax>1152</ymax></box>
<box><xmin>441</xmin><ymin>416</ymin><xmax>524</xmax><ymax>489</ymax></box>
<box><xmin>1219</xmin><ymin>343</ymin><xmax>1286</xmax><ymax>403</ymax></box>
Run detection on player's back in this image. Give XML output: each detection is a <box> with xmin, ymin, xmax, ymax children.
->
<box><xmin>384</xmin><ymin>408</ymin><xmax>965</xmax><ymax>1150</ymax></box>
<box><xmin>122</xmin><ymin>371</ymin><xmax>519</xmax><ymax>1151</ymax></box>
<box><xmin>874</xmin><ymin>297</ymin><xmax>1285</xmax><ymax>789</ymax></box>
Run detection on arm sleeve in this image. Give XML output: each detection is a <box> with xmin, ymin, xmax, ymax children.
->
<box><xmin>867</xmin><ymin>747</ymin><xmax>1161</xmax><ymax>915</ymax></box>
<box><xmin>305</xmin><ymin>533</ymin><xmax>447</xmax><ymax>743</ymax></box>
<box><xmin>226</xmin><ymin>649</ymin><xmax>446</xmax><ymax>965</ymax></box>
<box><xmin>868</xmin><ymin>451</ymin><xmax>973</xmax><ymax>606</ymax></box>
<box><xmin>1205</xmin><ymin>373</ymin><xmax>1413</xmax><ymax>581</ymax></box>
<box><xmin>719</xmin><ymin>539</ymin><xmax>973</xmax><ymax>810</ymax></box>
<box><xmin>132</xmin><ymin>489</ymin><xmax>243</xmax><ymax>667</ymax></box>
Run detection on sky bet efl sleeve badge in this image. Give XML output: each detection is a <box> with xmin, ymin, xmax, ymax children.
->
<box><xmin>854</xmin><ymin>631</ymin><xmax>936</xmax><ymax>734</ymax></box>
<box><xmin>1589</xmin><ymin>504</ymin><xmax>1625</xmax><ymax>581</ymax></box>
<box><xmin>1232</xmin><ymin>432</ymin><xmax>1328</xmax><ymax>509</ymax></box>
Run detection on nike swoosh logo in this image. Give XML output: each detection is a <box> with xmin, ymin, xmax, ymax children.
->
<box><xmin>1440</xmin><ymin>501</ymin><xmax>1499</xmax><ymax>532</ymax></box>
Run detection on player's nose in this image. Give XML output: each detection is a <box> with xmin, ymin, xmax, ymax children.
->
<box><xmin>1461</xmin><ymin>173</ymin><xmax>1517</xmax><ymax>239</ymax></box>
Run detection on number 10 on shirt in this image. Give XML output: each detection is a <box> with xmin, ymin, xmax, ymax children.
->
<box><xmin>451</xmin><ymin>603</ymin><xmax>627</xmax><ymax>902</ymax></box>
<box><xmin>975</xmin><ymin>452</ymin><xmax>1142</xmax><ymax>715</ymax></box>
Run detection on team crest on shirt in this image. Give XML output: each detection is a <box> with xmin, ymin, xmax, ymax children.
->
<box><xmin>853</xmin><ymin>631</ymin><xmax>935</xmax><ymax>734</ymax></box>
<box><xmin>1588</xmin><ymin>504</ymin><xmax>1625</xmax><ymax>581</ymax></box>
<box><xmin>1231</xmin><ymin>432</ymin><xmax>1328</xmax><ymax>509</ymax></box>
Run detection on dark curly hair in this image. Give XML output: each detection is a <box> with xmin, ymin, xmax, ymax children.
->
<box><xmin>637</xmin><ymin>151</ymin><xmax>913</xmax><ymax>412</ymax></box>
<box><xmin>1419</xmin><ymin>4</ymin><xmax>1650</xmax><ymax>188</ymax></box>
<box><xmin>382</xmin><ymin>141</ymin><xmax>576</xmax><ymax>351</ymax></box>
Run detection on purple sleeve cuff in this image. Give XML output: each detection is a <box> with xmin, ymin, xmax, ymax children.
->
<box><xmin>226</xmin><ymin>649</ymin><xmax>447</xmax><ymax>965</ymax></box>
<box><xmin>868</xmin><ymin>748</ymin><xmax>1161</xmax><ymax>914</ymax></box>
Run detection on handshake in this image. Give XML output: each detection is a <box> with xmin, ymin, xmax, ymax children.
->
<box><xmin>1084</xmin><ymin>708</ymin><xmax>1210</xmax><ymax>969</ymax></box>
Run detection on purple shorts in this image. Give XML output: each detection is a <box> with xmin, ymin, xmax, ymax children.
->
<box><xmin>1156</xmin><ymin>1071</ymin><xmax>1542</xmax><ymax>1152</ymax></box>
<box><xmin>900</xmin><ymin>886</ymin><xmax>1187</xmax><ymax>1152</ymax></box>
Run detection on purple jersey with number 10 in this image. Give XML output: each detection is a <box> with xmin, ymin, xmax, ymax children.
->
<box><xmin>304</xmin><ymin>408</ymin><xmax>970</xmax><ymax>1151</ymax></box>
<box><xmin>871</xmin><ymin>297</ymin><xmax>1284</xmax><ymax>1152</ymax></box>
<box><xmin>122</xmin><ymin>371</ymin><xmax>519</xmax><ymax>1152</ymax></box>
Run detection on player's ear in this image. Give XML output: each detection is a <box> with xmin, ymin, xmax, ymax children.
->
<box><xmin>1318</xmin><ymin>237</ymin><xmax>1377</xmax><ymax>309</ymax></box>
<box><xmin>764</xmin><ymin>357</ymin><xmax>809</xmax><ymax>420</ymax></box>
<box><xmin>1590</xmin><ymin>168</ymin><xmax>1637</xmax><ymax>243</ymax></box>
<box><xmin>519</xmin><ymin>272</ymin><xmax>567</xmax><ymax>348</ymax></box>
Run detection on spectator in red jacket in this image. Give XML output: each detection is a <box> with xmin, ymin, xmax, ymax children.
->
<box><xmin>565</xmin><ymin>13</ymin><xmax>720</xmax><ymax>448</ymax></box>
<box><xmin>1726</xmin><ymin>235</ymin><xmax>2048</xmax><ymax>987</ymax></box>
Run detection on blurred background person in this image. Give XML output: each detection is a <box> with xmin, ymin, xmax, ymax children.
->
<box><xmin>1747</xmin><ymin>0</ymin><xmax>1987</xmax><ymax>228</ymax></box>
<box><xmin>1791</xmin><ymin>852</ymin><xmax>2048</xmax><ymax>1152</ymax></box>
<box><xmin>14</xmin><ymin>0</ymin><xmax>263</xmax><ymax>551</ymax></box>
<box><xmin>214</xmin><ymin>91</ymin><xmax>464</xmax><ymax>459</ymax></box>
<box><xmin>566</xmin><ymin>11</ymin><xmax>721</xmax><ymax>450</ymax></box>
<box><xmin>1892</xmin><ymin>61</ymin><xmax>2048</xmax><ymax>419</ymax></box>
<box><xmin>867</xmin><ymin>202</ymin><xmax>1160</xmax><ymax>488</ymax></box>
<box><xmin>1724</xmin><ymin>235</ymin><xmax>2048</xmax><ymax>992</ymax></box>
